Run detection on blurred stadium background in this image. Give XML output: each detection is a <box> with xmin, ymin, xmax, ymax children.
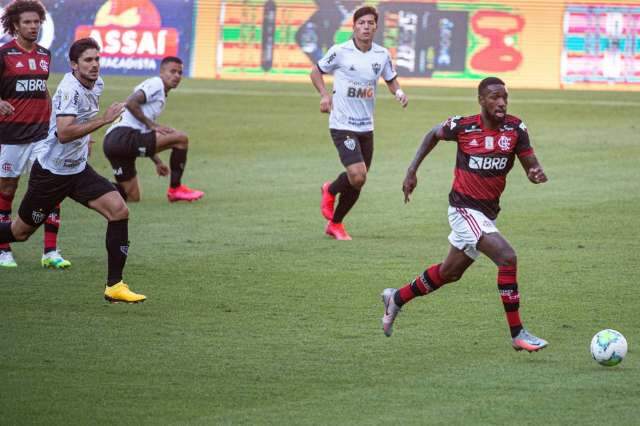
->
<box><xmin>2</xmin><ymin>0</ymin><xmax>637</xmax><ymax>90</ymax></box>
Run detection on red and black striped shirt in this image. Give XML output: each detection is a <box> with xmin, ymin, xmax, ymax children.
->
<box><xmin>0</xmin><ymin>39</ymin><xmax>51</xmax><ymax>145</ymax></box>
<box><xmin>440</xmin><ymin>114</ymin><xmax>534</xmax><ymax>220</ymax></box>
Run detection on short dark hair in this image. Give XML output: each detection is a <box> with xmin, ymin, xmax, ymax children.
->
<box><xmin>1</xmin><ymin>0</ymin><xmax>46</xmax><ymax>37</ymax></box>
<box><xmin>69</xmin><ymin>37</ymin><xmax>100</xmax><ymax>63</ymax></box>
<box><xmin>353</xmin><ymin>6</ymin><xmax>378</xmax><ymax>24</ymax></box>
<box><xmin>160</xmin><ymin>56</ymin><xmax>183</xmax><ymax>67</ymax></box>
<box><xmin>478</xmin><ymin>77</ymin><xmax>506</xmax><ymax>96</ymax></box>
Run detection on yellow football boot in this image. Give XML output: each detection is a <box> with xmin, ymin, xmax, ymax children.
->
<box><xmin>104</xmin><ymin>281</ymin><xmax>146</xmax><ymax>304</ymax></box>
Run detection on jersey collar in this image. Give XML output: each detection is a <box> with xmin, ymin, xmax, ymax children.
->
<box><xmin>11</xmin><ymin>38</ymin><xmax>38</xmax><ymax>53</ymax></box>
<box><xmin>351</xmin><ymin>38</ymin><xmax>373</xmax><ymax>53</ymax></box>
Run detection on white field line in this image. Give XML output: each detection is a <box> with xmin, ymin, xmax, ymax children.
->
<box><xmin>106</xmin><ymin>86</ymin><xmax>640</xmax><ymax>107</ymax></box>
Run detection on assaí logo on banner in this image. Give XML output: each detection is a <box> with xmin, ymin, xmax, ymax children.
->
<box><xmin>74</xmin><ymin>0</ymin><xmax>179</xmax><ymax>71</ymax></box>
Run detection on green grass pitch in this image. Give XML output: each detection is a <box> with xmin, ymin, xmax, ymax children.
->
<box><xmin>1</xmin><ymin>76</ymin><xmax>639</xmax><ymax>424</ymax></box>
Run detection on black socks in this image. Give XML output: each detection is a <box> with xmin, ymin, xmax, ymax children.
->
<box><xmin>170</xmin><ymin>148</ymin><xmax>188</xmax><ymax>188</ymax></box>
<box><xmin>106</xmin><ymin>219</ymin><xmax>129</xmax><ymax>286</ymax></box>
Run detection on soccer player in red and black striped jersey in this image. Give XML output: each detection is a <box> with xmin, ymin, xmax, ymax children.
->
<box><xmin>0</xmin><ymin>0</ymin><xmax>70</xmax><ymax>269</ymax></box>
<box><xmin>381</xmin><ymin>77</ymin><xmax>549</xmax><ymax>352</ymax></box>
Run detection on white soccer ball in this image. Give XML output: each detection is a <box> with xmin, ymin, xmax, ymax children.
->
<box><xmin>590</xmin><ymin>329</ymin><xmax>627</xmax><ymax>367</ymax></box>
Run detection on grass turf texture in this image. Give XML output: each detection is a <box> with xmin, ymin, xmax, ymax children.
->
<box><xmin>1</xmin><ymin>76</ymin><xmax>639</xmax><ymax>424</ymax></box>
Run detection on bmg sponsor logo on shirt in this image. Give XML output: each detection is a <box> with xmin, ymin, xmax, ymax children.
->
<box><xmin>347</xmin><ymin>86</ymin><xmax>374</xmax><ymax>98</ymax></box>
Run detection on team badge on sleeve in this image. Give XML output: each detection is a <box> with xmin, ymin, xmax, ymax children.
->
<box><xmin>442</xmin><ymin>115</ymin><xmax>461</xmax><ymax>130</ymax></box>
<box><xmin>519</xmin><ymin>121</ymin><xmax>528</xmax><ymax>132</ymax></box>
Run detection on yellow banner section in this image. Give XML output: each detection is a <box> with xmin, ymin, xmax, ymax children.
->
<box><xmin>192</xmin><ymin>0</ymin><xmax>220</xmax><ymax>78</ymax></box>
<box><xmin>192</xmin><ymin>0</ymin><xmax>640</xmax><ymax>90</ymax></box>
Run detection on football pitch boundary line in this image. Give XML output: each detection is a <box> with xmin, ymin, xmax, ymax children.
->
<box><xmin>107</xmin><ymin>86</ymin><xmax>640</xmax><ymax>107</ymax></box>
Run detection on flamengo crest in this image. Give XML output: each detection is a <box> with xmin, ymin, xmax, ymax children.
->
<box><xmin>498</xmin><ymin>136</ymin><xmax>511</xmax><ymax>151</ymax></box>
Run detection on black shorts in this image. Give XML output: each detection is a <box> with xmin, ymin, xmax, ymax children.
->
<box><xmin>330</xmin><ymin>129</ymin><xmax>374</xmax><ymax>168</ymax></box>
<box><xmin>18</xmin><ymin>161</ymin><xmax>116</xmax><ymax>227</ymax></box>
<box><xmin>103</xmin><ymin>127</ymin><xmax>157</xmax><ymax>182</ymax></box>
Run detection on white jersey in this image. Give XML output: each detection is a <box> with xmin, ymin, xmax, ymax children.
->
<box><xmin>317</xmin><ymin>39</ymin><xmax>397</xmax><ymax>132</ymax></box>
<box><xmin>106</xmin><ymin>76</ymin><xmax>165</xmax><ymax>135</ymax></box>
<box><xmin>37</xmin><ymin>73</ymin><xmax>104</xmax><ymax>175</ymax></box>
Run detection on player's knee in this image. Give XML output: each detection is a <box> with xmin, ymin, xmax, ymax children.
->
<box><xmin>125</xmin><ymin>187</ymin><xmax>141</xmax><ymax>203</ymax></box>
<box><xmin>349</xmin><ymin>173</ymin><xmax>366</xmax><ymax>190</ymax></box>
<box><xmin>110</xmin><ymin>202</ymin><xmax>129</xmax><ymax>221</ymax></box>
<box><xmin>0</xmin><ymin>185</ymin><xmax>17</xmax><ymax>199</ymax></box>
<box><xmin>496</xmin><ymin>250</ymin><xmax>517</xmax><ymax>267</ymax></box>
<box><xmin>174</xmin><ymin>131</ymin><xmax>189</xmax><ymax>149</ymax></box>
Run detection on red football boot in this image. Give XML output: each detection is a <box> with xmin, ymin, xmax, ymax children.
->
<box><xmin>325</xmin><ymin>221</ymin><xmax>352</xmax><ymax>240</ymax></box>
<box><xmin>167</xmin><ymin>185</ymin><xmax>205</xmax><ymax>202</ymax></box>
<box><xmin>320</xmin><ymin>181</ymin><xmax>335</xmax><ymax>221</ymax></box>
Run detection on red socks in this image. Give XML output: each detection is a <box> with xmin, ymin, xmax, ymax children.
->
<box><xmin>43</xmin><ymin>204</ymin><xmax>61</xmax><ymax>253</ymax></box>
<box><xmin>498</xmin><ymin>265</ymin><xmax>523</xmax><ymax>337</ymax></box>
<box><xmin>395</xmin><ymin>264</ymin><xmax>444</xmax><ymax>307</ymax></box>
<box><xmin>0</xmin><ymin>193</ymin><xmax>13</xmax><ymax>251</ymax></box>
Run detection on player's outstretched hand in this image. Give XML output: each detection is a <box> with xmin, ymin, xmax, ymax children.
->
<box><xmin>0</xmin><ymin>100</ymin><xmax>15</xmax><ymax>115</ymax></box>
<box><xmin>527</xmin><ymin>166</ymin><xmax>548</xmax><ymax>184</ymax></box>
<box><xmin>156</xmin><ymin>163</ymin><xmax>170</xmax><ymax>176</ymax></box>
<box><xmin>103</xmin><ymin>102</ymin><xmax>125</xmax><ymax>123</ymax></box>
<box><xmin>395</xmin><ymin>89</ymin><xmax>408</xmax><ymax>108</ymax></box>
<box><xmin>402</xmin><ymin>171</ymin><xmax>418</xmax><ymax>203</ymax></box>
<box><xmin>320</xmin><ymin>94</ymin><xmax>332</xmax><ymax>113</ymax></box>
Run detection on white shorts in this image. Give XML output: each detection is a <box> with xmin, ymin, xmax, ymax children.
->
<box><xmin>448</xmin><ymin>206</ymin><xmax>499</xmax><ymax>260</ymax></box>
<box><xmin>0</xmin><ymin>143</ymin><xmax>42</xmax><ymax>178</ymax></box>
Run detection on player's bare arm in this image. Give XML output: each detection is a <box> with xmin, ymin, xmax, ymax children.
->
<box><xmin>519</xmin><ymin>154</ymin><xmax>548</xmax><ymax>184</ymax></box>
<box><xmin>309</xmin><ymin>65</ymin><xmax>332</xmax><ymax>113</ymax></box>
<box><xmin>125</xmin><ymin>90</ymin><xmax>173</xmax><ymax>134</ymax></box>
<box><xmin>57</xmin><ymin>102</ymin><xmax>124</xmax><ymax>143</ymax></box>
<box><xmin>402</xmin><ymin>125</ymin><xmax>444</xmax><ymax>203</ymax></box>
<box><xmin>88</xmin><ymin>136</ymin><xmax>96</xmax><ymax>157</ymax></box>
<box><xmin>385</xmin><ymin>78</ymin><xmax>408</xmax><ymax>108</ymax></box>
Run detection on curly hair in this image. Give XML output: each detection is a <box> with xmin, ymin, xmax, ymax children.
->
<box><xmin>1</xmin><ymin>0</ymin><xmax>46</xmax><ymax>37</ymax></box>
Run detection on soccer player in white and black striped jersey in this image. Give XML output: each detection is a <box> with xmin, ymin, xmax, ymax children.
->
<box><xmin>103</xmin><ymin>57</ymin><xmax>204</xmax><ymax>203</ymax></box>
<box><xmin>0</xmin><ymin>38</ymin><xmax>145</xmax><ymax>303</ymax></box>
<box><xmin>310</xmin><ymin>6</ymin><xmax>408</xmax><ymax>240</ymax></box>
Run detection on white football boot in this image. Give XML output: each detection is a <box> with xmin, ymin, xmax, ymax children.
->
<box><xmin>0</xmin><ymin>250</ymin><xmax>17</xmax><ymax>268</ymax></box>
<box><xmin>381</xmin><ymin>288</ymin><xmax>401</xmax><ymax>337</ymax></box>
